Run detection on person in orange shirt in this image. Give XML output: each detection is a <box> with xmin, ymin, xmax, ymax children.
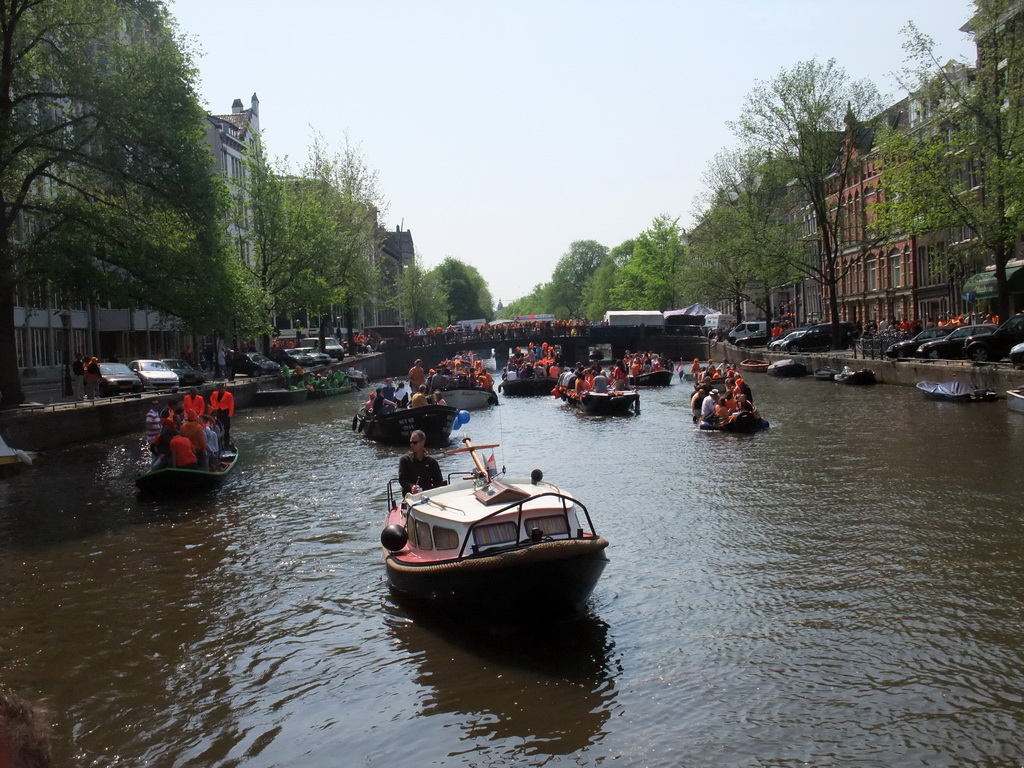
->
<box><xmin>209</xmin><ymin>383</ymin><xmax>235</xmax><ymax>449</ymax></box>
<box><xmin>182</xmin><ymin>387</ymin><xmax>204</xmax><ymax>419</ymax></box>
<box><xmin>179</xmin><ymin>409</ymin><xmax>208</xmax><ymax>470</ymax></box>
<box><xmin>169</xmin><ymin>428</ymin><xmax>198</xmax><ymax>469</ymax></box>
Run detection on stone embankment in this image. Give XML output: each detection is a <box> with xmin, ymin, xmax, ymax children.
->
<box><xmin>0</xmin><ymin>353</ymin><xmax>387</xmax><ymax>453</ymax></box>
<box><xmin>718</xmin><ymin>343</ymin><xmax>1024</xmax><ymax>390</ymax></box>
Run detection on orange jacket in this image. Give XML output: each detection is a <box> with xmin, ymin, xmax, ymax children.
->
<box><xmin>209</xmin><ymin>389</ymin><xmax>235</xmax><ymax>416</ymax></box>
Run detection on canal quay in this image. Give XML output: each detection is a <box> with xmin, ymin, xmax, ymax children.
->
<box><xmin>2</xmin><ymin>360</ymin><xmax>1023</xmax><ymax>767</ymax></box>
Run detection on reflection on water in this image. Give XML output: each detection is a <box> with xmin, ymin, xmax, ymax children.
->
<box><xmin>2</xmin><ymin>373</ymin><xmax>1024</xmax><ymax>766</ymax></box>
<box><xmin>385</xmin><ymin>603</ymin><xmax>616</xmax><ymax>761</ymax></box>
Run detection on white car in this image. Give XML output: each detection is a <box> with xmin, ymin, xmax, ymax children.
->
<box><xmin>768</xmin><ymin>328</ymin><xmax>808</xmax><ymax>351</ymax></box>
<box><xmin>128</xmin><ymin>359</ymin><xmax>180</xmax><ymax>390</ymax></box>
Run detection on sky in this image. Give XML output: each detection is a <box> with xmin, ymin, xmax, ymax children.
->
<box><xmin>167</xmin><ymin>0</ymin><xmax>977</xmax><ymax>305</ymax></box>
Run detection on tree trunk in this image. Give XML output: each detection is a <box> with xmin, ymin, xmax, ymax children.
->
<box><xmin>0</xmin><ymin>251</ymin><xmax>25</xmax><ymax>408</ymax></box>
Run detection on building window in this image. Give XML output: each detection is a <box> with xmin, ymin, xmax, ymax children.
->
<box><xmin>867</xmin><ymin>258</ymin><xmax>878</xmax><ymax>292</ymax></box>
<box><xmin>891</xmin><ymin>252</ymin><xmax>903</xmax><ymax>288</ymax></box>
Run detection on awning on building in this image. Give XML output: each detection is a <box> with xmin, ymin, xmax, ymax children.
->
<box><xmin>962</xmin><ymin>266</ymin><xmax>1024</xmax><ymax>301</ymax></box>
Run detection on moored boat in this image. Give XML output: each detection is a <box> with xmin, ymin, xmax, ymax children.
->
<box><xmin>380</xmin><ymin>439</ymin><xmax>609</xmax><ymax>619</ymax></box>
<box><xmin>0</xmin><ymin>434</ymin><xmax>34</xmax><ymax>474</ymax></box>
<box><xmin>917</xmin><ymin>380</ymin><xmax>997</xmax><ymax>402</ymax></box>
<box><xmin>498</xmin><ymin>376</ymin><xmax>558</xmax><ymax>397</ymax></box>
<box><xmin>136</xmin><ymin>450</ymin><xmax>239</xmax><ymax>494</ymax></box>
<box><xmin>739</xmin><ymin>359</ymin><xmax>769</xmax><ymax>373</ymax></box>
<box><xmin>354</xmin><ymin>404</ymin><xmax>458</xmax><ymax>447</ymax></box>
<box><xmin>766</xmin><ymin>359</ymin><xmax>807</xmax><ymax>377</ymax></box>
<box><xmin>628</xmin><ymin>369</ymin><xmax>674</xmax><ymax>387</ymax></box>
<box><xmin>834</xmin><ymin>367</ymin><xmax>876</xmax><ymax>385</ymax></box>
<box><xmin>252</xmin><ymin>387</ymin><xmax>308</xmax><ymax>407</ymax></box>
<box><xmin>813</xmin><ymin>366</ymin><xmax>841</xmax><ymax>381</ymax></box>
<box><xmin>1007</xmin><ymin>388</ymin><xmax>1024</xmax><ymax>414</ymax></box>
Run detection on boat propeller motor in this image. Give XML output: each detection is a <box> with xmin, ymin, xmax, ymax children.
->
<box><xmin>381</xmin><ymin>524</ymin><xmax>408</xmax><ymax>552</ymax></box>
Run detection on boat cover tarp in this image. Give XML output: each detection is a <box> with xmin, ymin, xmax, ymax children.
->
<box><xmin>917</xmin><ymin>380</ymin><xmax>973</xmax><ymax>399</ymax></box>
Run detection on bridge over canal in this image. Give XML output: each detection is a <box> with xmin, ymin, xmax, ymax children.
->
<box><xmin>380</xmin><ymin>325</ymin><xmax>711</xmax><ymax>377</ymax></box>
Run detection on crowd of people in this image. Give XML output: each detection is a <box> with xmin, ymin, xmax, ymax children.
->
<box><xmin>144</xmin><ymin>384</ymin><xmax>235</xmax><ymax>471</ymax></box>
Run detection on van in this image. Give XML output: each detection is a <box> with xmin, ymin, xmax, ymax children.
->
<box><xmin>728</xmin><ymin>321</ymin><xmax>768</xmax><ymax>345</ymax></box>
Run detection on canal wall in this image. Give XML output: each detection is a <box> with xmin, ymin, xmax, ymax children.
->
<box><xmin>0</xmin><ymin>353</ymin><xmax>388</xmax><ymax>453</ymax></box>
<box><xmin>718</xmin><ymin>344</ymin><xmax>1024</xmax><ymax>391</ymax></box>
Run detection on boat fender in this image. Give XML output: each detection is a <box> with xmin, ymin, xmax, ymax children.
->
<box><xmin>352</xmin><ymin>415</ymin><xmax>358</xmax><ymax>431</ymax></box>
<box><xmin>531</xmin><ymin>469</ymin><xmax>543</xmax><ymax>485</ymax></box>
<box><xmin>381</xmin><ymin>524</ymin><xmax>408</xmax><ymax>552</ymax></box>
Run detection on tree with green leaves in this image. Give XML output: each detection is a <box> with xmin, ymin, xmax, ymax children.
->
<box><xmin>0</xmin><ymin>0</ymin><xmax>232</xmax><ymax>407</ymax></box>
<box><xmin>688</xmin><ymin>147</ymin><xmax>802</xmax><ymax>325</ymax></box>
<box><xmin>548</xmin><ymin>240</ymin><xmax>609</xmax><ymax>320</ymax></box>
<box><xmin>876</xmin><ymin>3</ymin><xmax>1024</xmax><ymax>322</ymax></box>
<box><xmin>429</xmin><ymin>258</ymin><xmax>492</xmax><ymax>323</ymax></box>
<box><xmin>735</xmin><ymin>58</ymin><xmax>886</xmax><ymax>346</ymax></box>
<box><xmin>610</xmin><ymin>216</ymin><xmax>686</xmax><ymax>311</ymax></box>
<box><xmin>500</xmin><ymin>283</ymin><xmax>551</xmax><ymax>320</ymax></box>
<box><xmin>295</xmin><ymin>135</ymin><xmax>381</xmax><ymax>350</ymax></box>
<box><xmin>400</xmin><ymin>258</ymin><xmax>441</xmax><ymax>328</ymax></box>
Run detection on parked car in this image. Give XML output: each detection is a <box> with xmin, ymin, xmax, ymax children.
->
<box><xmin>728</xmin><ymin>321</ymin><xmax>768</xmax><ymax>344</ymax></box>
<box><xmin>1009</xmin><ymin>341</ymin><xmax>1024</xmax><ymax>368</ymax></box>
<box><xmin>768</xmin><ymin>328</ymin><xmax>809</xmax><ymax>352</ymax></box>
<box><xmin>269</xmin><ymin>348</ymin><xmax>316</xmax><ymax>368</ymax></box>
<box><xmin>97</xmin><ymin>363</ymin><xmax>145</xmax><ymax>397</ymax></box>
<box><xmin>294</xmin><ymin>347</ymin><xmax>332</xmax><ymax>367</ymax></box>
<box><xmin>305</xmin><ymin>336</ymin><xmax>346</xmax><ymax>361</ymax></box>
<box><xmin>162</xmin><ymin>358</ymin><xmax>206</xmax><ymax>387</ymax></box>
<box><xmin>784</xmin><ymin>322</ymin><xmax>857</xmax><ymax>353</ymax></box>
<box><xmin>963</xmin><ymin>314</ymin><xmax>1024</xmax><ymax>362</ymax></box>
<box><xmin>884</xmin><ymin>327</ymin><xmax>951</xmax><ymax>359</ymax></box>
<box><xmin>231</xmin><ymin>351</ymin><xmax>282</xmax><ymax>377</ymax></box>
<box><xmin>915</xmin><ymin>324</ymin><xmax>997</xmax><ymax>359</ymax></box>
<box><xmin>128</xmin><ymin>359</ymin><xmax>180</xmax><ymax>390</ymax></box>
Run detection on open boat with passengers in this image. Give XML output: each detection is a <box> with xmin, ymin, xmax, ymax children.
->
<box><xmin>354</xmin><ymin>404</ymin><xmax>458</xmax><ymax>447</ymax></box>
<box><xmin>136</xmin><ymin>449</ymin><xmax>239</xmax><ymax>494</ymax></box>
<box><xmin>380</xmin><ymin>439</ymin><xmax>609</xmax><ymax>618</ymax></box>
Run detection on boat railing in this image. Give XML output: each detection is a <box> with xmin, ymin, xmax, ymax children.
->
<box><xmin>457</xmin><ymin>491</ymin><xmax>597</xmax><ymax>559</ymax></box>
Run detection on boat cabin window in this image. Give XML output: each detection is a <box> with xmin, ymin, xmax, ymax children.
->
<box><xmin>432</xmin><ymin>526</ymin><xmax>459</xmax><ymax>550</ymax></box>
<box><xmin>407</xmin><ymin>515</ymin><xmax>433</xmax><ymax>550</ymax></box>
<box><xmin>529</xmin><ymin>515</ymin><xmax>570</xmax><ymax>537</ymax></box>
<box><xmin>474</xmin><ymin>521</ymin><xmax>519</xmax><ymax>547</ymax></box>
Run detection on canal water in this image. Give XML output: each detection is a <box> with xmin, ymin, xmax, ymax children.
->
<box><xmin>2</xmin><ymin>370</ymin><xmax>1024</xmax><ymax>767</ymax></box>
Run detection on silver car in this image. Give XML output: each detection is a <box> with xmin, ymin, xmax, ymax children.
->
<box><xmin>128</xmin><ymin>359</ymin><xmax>180</xmax><ymax>390</ymax></box>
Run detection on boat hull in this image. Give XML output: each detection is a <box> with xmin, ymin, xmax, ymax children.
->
<box><xmin>385</xmin><ymin>538</ymin><xmax>609</xmax><ymax>619</ymax></box>
<box><xmin>136</xmin><ymin>452</ymin><xmax>239</xmax><ymax>494</ymax></box>
<box><xmin>355</xmin><ymin>405</ymin><xmax>458</xmax><ymax>447</ymax></box>
<box><xmin>766</xmin><ymin>359</ymin><xmax>808</xmax><ymax>377</ymax></box>
<box><xmin>917</xmin><ymin>381</ymin><xmax>995</xmax><ymax>402</ymax></box>
<box><xmin>835</xmin><ymin>369</ymin><xmax>876</xmax><ymax>385</ymax></box>
<box><xmin>628</xmin><ymin>370</ymin><xmax>674</xmax><ymax>387</ymax></box>
<box><xmin>498</xmin><ymin>376</ymin><xmax>558</xmax><ymax>397</ymax></box>
<box><xmin>307</xmin><ymin>384</ymin><xmax>354</xmax><ymax>399</ymax></box>
<box><xmin>433</xmin><ymin>387</ymin><xmax>498</xmax><ymax>410</ymax></box>
<box><xmin>700</xmin><ymin>412</ymin><xmax>769</xmax><ymax>433</ymax></box>
<box><xmin>739</xmin><ymin>359</ymin><xmax>769</xmax><ymax>373</ymax></box>
<box><xmin>563</xmin><ymin>391</ymin><xmax>639</xmax><ymax>416</ymax></box>
<box><xmin>1008</xmin><ymin>389</ymin><xmax>1024</xmax><ymax>414</ymax></box>
<box><xmin>252</xmin><ymin>388</ymin><xmax>308</xmax><ymax>406</ymax></box>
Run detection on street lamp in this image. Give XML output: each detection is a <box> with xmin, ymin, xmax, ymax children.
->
<box><xmin>59</xmin><ymin>309</ymin><xmax>73</xmax><ymax>397</ymax></box>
